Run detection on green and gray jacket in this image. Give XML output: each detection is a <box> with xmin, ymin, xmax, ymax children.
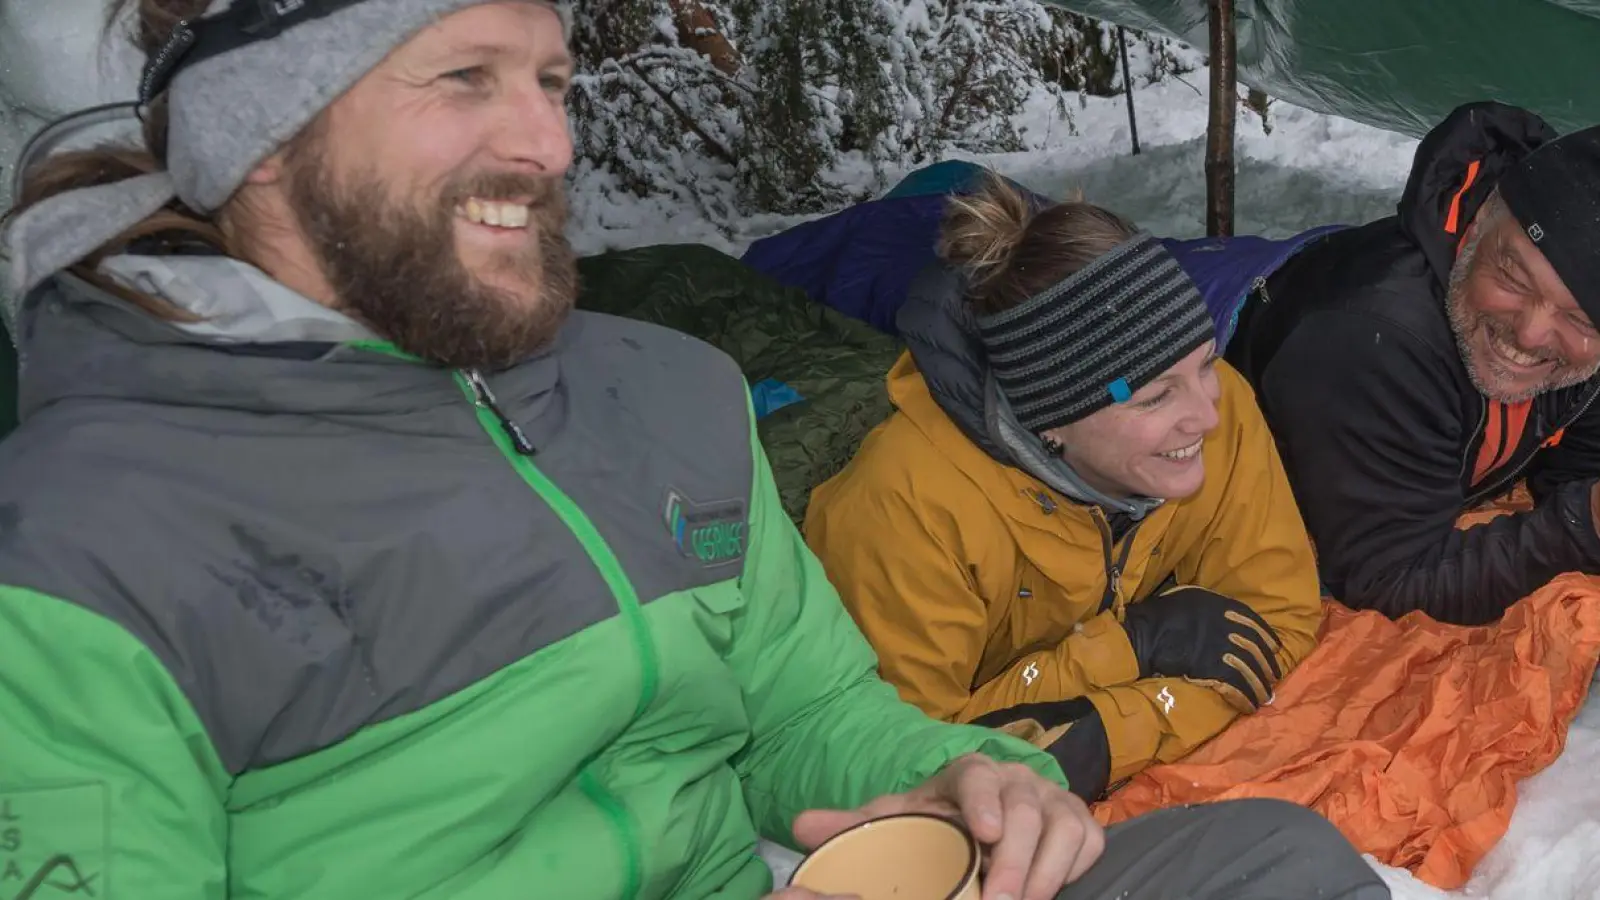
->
<box><xmin>0</xmin><ymin>255</ymin><xmax>1061</xmax><ymax>899</ymax></box>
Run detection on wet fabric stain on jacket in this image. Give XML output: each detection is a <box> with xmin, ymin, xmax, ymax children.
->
<box><xmin>802</xmin><ymin>263</ymin><xmax>1324</xmax><ymax>789</ymax></box>
<box><xmin>1225</xmin><ymin>100</ymin><xmax>1600</xmax><ymax>625</ymax></box>
<box><xmin>0</xmin><ymin>254</ymin><xmax>1058</xmax><ymax>900</ymax></box>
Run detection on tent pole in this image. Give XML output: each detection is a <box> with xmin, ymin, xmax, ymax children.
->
<box><xmin>1205</xmin><ymin>0</ymin><xmax>1236</xmax><ymax>237</ymax></box>
<box><xmin>1117</xmin><ymin>26</ymin><xmax>1141</xmax><ymax>155</ymax></box>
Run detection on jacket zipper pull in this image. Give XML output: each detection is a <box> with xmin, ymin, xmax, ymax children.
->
<box><xmin>464</xmin><ymin>369</ymin><xmax>537</xmax><ymax>455</ymax></box>
<box><xmin>1251</xmin><ymin>274</ymin><xmax>1271</xmax><ymax>304</ymax></box>
<box><xmin>1027</xmin><ymin>489</ymin><xmax>1057</xmax><ymax>515</ymax></box>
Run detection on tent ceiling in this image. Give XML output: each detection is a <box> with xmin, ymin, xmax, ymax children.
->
<box><xmin>1047</xmin><ymin>0</ymin><xmax>1600</xmax><ymax>137</ymax></box>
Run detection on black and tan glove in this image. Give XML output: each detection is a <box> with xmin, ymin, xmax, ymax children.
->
<box><xmin>971</xmin><ymin>696</ymin><xmax>1112</xmax><ymax>802</ymax></box>
<box><xmin>1119</xmin><ymin>585</ymin><xmax>1283</xmax><ymax>713</ymax></box>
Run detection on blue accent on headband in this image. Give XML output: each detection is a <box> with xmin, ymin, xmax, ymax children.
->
<box><xmin>1108</xmin><ymin>378</ymin><xmax>1132</xmax><ymax>402</ymax></box>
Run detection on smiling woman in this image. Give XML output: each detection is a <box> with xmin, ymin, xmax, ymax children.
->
<box><xmin>803</xmin><ymin>170</ymin><xmax>1326</xmax><ymax>804</ymax></box>
<box><xmin>937</xmin><ymin>177</ymin><xmax>1224</xmax><ymax>502</ymax></box>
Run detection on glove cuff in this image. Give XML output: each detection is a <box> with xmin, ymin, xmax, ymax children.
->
<box><xmin>1054</xmin><ymin>707</ymin><xmax>1111</xmax><ymax>802</ymax></box>
<box><xmin>968</xmin><ymin>697</ymin><xmax>1111</xmax><ymax>801</ymax></box>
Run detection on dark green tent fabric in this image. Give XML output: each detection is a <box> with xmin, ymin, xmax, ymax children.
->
<box><xmin>1049</xmin><ymin>0</ymin><xmax>1600</xmax><ymax>137</ymax></box>
<box><xmin>576</xmin><ymin>244</ymin><xmax>902</xmax><ymax>525</ymax></box>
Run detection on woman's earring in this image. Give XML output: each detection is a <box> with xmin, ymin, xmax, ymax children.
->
<box><xmin>1041</xmin><ymin>435</ymin><xmax>1064</xmax><ymax>456</ymax></box>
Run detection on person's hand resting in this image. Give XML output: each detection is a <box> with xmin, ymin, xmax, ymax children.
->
<box><xmin>1119</xmin><ymin>584</ymin><xmax>1282</xmax><ymax>712</ymax></box>
<box><xmin>788</xmin><ymin>752</ymin><xmax>1105</xmax><ymax>900</ymax></box>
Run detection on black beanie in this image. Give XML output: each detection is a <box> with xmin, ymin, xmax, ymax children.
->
<box><xmin>1497</xmin><ymin>123</ymin><xmax>1600</xmax><ymax>324</ymax></box>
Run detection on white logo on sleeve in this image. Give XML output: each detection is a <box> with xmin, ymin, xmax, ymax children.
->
<box><xmin>1022</xmin><ymin>662</ymin><xmax>1040</xmax><ymax>686</ymax></box>
<box><xmin>1157</xmin><ymin>686</ymin><xmax>1176</xmax><ymax>714</ymax></box>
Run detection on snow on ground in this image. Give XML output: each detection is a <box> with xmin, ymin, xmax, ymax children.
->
<box><xmin>565</xmin><ymin>75</ymin><xmax>1420</xmax><ymax>258</ymax></box>
<box><xmin>2</xmin><ymin>6</ymin><xmax>1598</xmax><ymax>898</ymax></box>
<box><xmin>0</xmin><ymin>0</ymin><xmax>141</xmax><ymax>200</ymax></box>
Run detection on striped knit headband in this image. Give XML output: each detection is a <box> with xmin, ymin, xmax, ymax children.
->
<box><xmin>976</xmin><ymin>232</ymin><xmax>1212</xmax><ymax>434</ymax></box>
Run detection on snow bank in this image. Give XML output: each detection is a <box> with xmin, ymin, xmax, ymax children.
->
<box><xmin>0</xmin><ymin>0</ymin><xmax>139</xmax><ymax>200</ymax></box>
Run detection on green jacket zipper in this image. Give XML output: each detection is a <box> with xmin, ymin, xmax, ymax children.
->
<box><xmin>454</xmin><ymin>366</ymin><xmax>655</xmax><ymax>900</ymax></box>
<box><xmin>462</xmin><ymin>368</ymin><xmax>537</xmax><ymax>455</ymax></box>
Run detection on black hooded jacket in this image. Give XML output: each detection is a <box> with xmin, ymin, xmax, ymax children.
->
<box><xmin>1225</xmin><ymin>101</ymin><xmax>1600</xmax><ymax>625</ymax></box>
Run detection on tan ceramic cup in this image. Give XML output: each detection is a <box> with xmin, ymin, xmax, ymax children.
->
<box><xmin>788</xmin><ymin>813</ymin><xmax>981</xmax><ymax>900</ymax></box>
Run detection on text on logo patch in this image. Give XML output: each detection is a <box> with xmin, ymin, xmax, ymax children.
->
<box><xmin>663</xmin><ymin>489</ymin><xmax>747</xmax><ymax>566</ymax></box>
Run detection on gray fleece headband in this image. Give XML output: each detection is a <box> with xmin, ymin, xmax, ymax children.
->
<box><xmin>3</xmin><ymin>0</ymin><xmax>570</xmax><ymax>299</ymax></box>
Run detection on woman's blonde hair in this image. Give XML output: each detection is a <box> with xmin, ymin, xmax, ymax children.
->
<box><xmin>937</xmin><ymin>171</ymin><xmax>1136</xmax><ymax>317</ymax></box>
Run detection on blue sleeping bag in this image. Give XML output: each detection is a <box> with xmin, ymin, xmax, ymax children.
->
<box><xmin>1162</xmin><ymin>225</ymin><xmax>1350</xmax><ymax>348</ymax></box>
<box><xmin>741</xmin><ymin>160</ymin><xmax>1348</xmax><ymax>351</ymax></box>
<box><xmin>742</xmin><ymin>193</ymin><xmax>954</xmax><ymax>334</ymax></box>
<box><xmin>880</xmin><ymin>158</ymin><xmax>1032</xmax><ymax>200</ymax></box>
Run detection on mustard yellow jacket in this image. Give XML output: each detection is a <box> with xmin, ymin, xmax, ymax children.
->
<box><xmin>805</xmin><ymin>349</ymin><xmax>1322</xmax><ymax>787</ymax></box>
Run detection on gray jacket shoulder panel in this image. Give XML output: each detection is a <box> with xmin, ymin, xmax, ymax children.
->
<box><xmin>511</xmin><ymin>311</ymin><xmax>758</xmax><ymax>599</ymax></box>
<box><xmin>0</xmin><ymin>403</ymin><xmax>621</xmax><ymax>774</ymax></box>
<box><xmin>0</xmin><ymin>309</ymin><xmax>758</xmax><ymax>773</ymax></box>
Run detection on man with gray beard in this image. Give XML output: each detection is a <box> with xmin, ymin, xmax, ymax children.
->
<box><xmin>1225</xmin><ymin>101</ymin><xmax>1600</xmax><ymax>626</ymax></box>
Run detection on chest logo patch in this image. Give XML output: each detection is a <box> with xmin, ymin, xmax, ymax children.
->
<box><xmin>664</xmin><ymin>489</ymin><xmax>748</xmax><ymax>567</ymax></box>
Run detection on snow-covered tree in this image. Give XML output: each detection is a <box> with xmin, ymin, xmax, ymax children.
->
<box><xmin>568</xmin><ymin>1</ymin><xmax>750</xmax><ymax>221</ymax></box>
<box><xmin>567</xmin><ymin>1</ymin><xmax>1193</xmax><ymax>223</ymax></box>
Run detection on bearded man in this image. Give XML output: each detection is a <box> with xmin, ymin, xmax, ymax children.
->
<box><xmin>0</xmin><ymin>2</ymin><xmax>1392</xmax><ymax>899</ymax></box>
<box><xmin>1224</xmin><ymin>101</ymin><xmax>1600</xmax><ymax>626</ymax></box>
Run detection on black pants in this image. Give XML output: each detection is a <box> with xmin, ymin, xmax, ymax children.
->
<box><xmin>1058</xmin><ymin>799</ymin><xmax>1391</xmax><ymax>900</ymax></box>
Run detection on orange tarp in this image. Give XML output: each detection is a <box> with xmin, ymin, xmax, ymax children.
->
<box><xmin>1092</xmin><ymin>490</ymin><xmax>1600</xmax><ymax>890</ymax></box>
